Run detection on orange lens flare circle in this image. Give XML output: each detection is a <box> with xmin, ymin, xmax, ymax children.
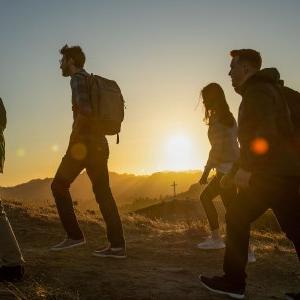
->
<box><xmin>250</xmin><ymin>138</ymin><xmax>269</xmax><ymax>155</ymax></box>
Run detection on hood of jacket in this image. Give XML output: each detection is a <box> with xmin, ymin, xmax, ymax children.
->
<box><xmin>235</xmin><ymin>68</ymin><xmax>284</xmax><ymax>95</ymax></box>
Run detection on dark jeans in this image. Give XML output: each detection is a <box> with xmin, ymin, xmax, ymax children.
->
<box><xmin>51</xmin><ymin>140</ymin><xmax>125</xmax><ymax>247</ymax></box>
<box><xmin>224</xmin><ymin>173</ymin><xmax>300</xmax><ymax>285</ymax></box>
<box><xmin>200</xmin><ymin>172</ymin><xmax>236</xmax><ymax>231</ymax></box>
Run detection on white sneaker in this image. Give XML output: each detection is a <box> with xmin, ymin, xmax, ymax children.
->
<box><xmin>197</xmin><ymin>237</ymin><xmax>225</xmax><ymax>250</ymax></box>
<box><xmin>50</xmin><ymin>238</ymin><xmax>86</xmax><ymax>251</ymax></box>
<box><xmin>247</xmin><ymin>249</ymin><xmax>256</xmax><ymax>263</ymax></box>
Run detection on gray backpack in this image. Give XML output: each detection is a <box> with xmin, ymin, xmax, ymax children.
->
<box><xmin>87</xmin><ymin>74</ymin><xmax>125</xmax><ymax>143</ymax></box>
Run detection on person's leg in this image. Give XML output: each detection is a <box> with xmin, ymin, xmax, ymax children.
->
<box><xmin>219</xmin><ymin>180</ymin><xmax>236</xmax><ymax>211</ymax></box>
<box><xmin>271</xmin><ymin>176</ymin><xmax>300</xmax><ymax>260</ymax></box>
<box><xmin>86</xmin><ymin>142</ymin><xmax>125</xmax><ymax>248</ymax></box>
<box><xmin>0</xmin><ymin>201</ymin><xmax>24</xmax><ymax>281</ymax></box>
<box><xmin>198</xmin><ymin>174</ymin><xmax>226</xmax><ymax>249</ymax></box>
<box><xmin>51</xmin><ymin>145</ymin><xmax>85</xmax><ymax>240</ymax></box>
<box><xmin>223</xmin><ymin>181</ymin><xmax>268</xmax><ymax>284</ymax></box>
<box><xmin>223</xmin><ymin>173</ymin><xmax>297</xmax><ymax>282</ymax></box>
<box><xmin>200</xmin><ymin>184</ymin><xmax>268</xmax><ymax>299</ymax></box>
<box><xmin>0</xmin><ymin>201</ymin><xmax>24</xmax><ymax>267</ymax></box>
<box><xmin>261</xmin><ymin>176</ymin><xmax>300</xmax><ymax>299</ymax></box>
<box><xmin>200</xmin><ymin>174</ymin><xmax>298</xmax><ymax>298</ymax></box>
<box><xmin>200</xmin><ymin>174</ymin><xmax>223</xmax><ymax>233</ymax></box>
<box><xmin>220</xmin><ymin>181</ymin><xmax>256</xmax><ymax>264</ymax></box>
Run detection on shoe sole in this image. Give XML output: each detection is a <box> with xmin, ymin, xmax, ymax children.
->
<box><xmin>50</xmin><ymin>241</ymin><xmax>86</xmax><ymax>252</ymax></box>
<box><xmin>92</xmin><ymin>253</ymin><xmax>127</xmax><ymax>259</ymax></box>
<box><xmin>199</xmin><ymin>275</ymin><xmax>245</xmax><ymax>299</ymax></box>
<box><xmin>197</xmin><ymin>244</ymin><xmax>225</xmax><ymax>250</ymax></box>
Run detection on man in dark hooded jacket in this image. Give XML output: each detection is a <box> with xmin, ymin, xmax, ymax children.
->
<box><xmin>200</xmin><ymin>49</ymin><xmax>300</xmax><ymax>300</ymax></box>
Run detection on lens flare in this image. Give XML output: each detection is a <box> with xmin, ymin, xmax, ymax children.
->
<box><xmin>51</xmin><ymin>145</ymin><xmax>59</xmax><ymax>152</ymax></box>
<box><xmin>16</xmin><ymin>148</ymin><xmax>26</xmax><ymax>157</ymax></box>
<box><xmin>251</xmin><ymin>138</ymin><xmax>269</xmax><ymax>155</ymax></box>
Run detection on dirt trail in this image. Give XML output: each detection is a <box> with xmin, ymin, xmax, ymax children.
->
<box><xmin>0</xmin><ymin>203</ymin><xmax>299</xmax><ymax>300</ymax></box>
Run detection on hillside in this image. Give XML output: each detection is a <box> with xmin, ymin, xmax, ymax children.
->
<box><xmin>133</xmin><ymin>182</ymin><xmax>281</xmax><ymax>231</ymax></box>
<box><xmin>0</xmin><ymin>200</ymin><xmax>299</xmax><ymax>300</ymax></box>
<box><xmin>134</xmin><ymin>199</ymin><xmax>209</xmax><ymax>222</ymax></box>
<box><xmin>0</xmin><ymin>171</ymin><xmax>201</xmax><ymax>209</ymax></box>
<box><xmin>124</xmin><ymin>179</ymin><xmax>215</xmax><ymax>214</ymax></box>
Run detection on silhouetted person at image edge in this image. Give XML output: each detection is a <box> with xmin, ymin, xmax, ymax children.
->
<box><xmin>197</xmin><ymin>83</ymin><xmax>256</xmax><ymax>263</ymax></box>
<box><xmin>0</xmin><ymin>97</ymin><xmax>25</xmax><ymax>281</ymax></box>
<box><xmin>50</xmin><ymin>45</ymin><xmax>126</xmax><ymax>258</ymax></box>
<box><xmin>199</xmin><ymin>49</ymin><xmax>300</xmax><ymax>300</ymax></box>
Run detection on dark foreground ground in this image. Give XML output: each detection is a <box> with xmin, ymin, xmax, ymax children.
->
<box><xmin>0</xmin><ymin>201</ymin><xmax>299</xmax><ymax>300</ymax></box>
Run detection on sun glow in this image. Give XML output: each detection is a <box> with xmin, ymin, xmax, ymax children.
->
<box><xmin>163</xmin><ymin>133</ymin><xmax>196</xmax><ymax>171</ymax></box>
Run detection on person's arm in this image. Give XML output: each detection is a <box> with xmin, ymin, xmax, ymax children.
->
<box><xmin>71</xmin><ymin>74</ymin><xmax>92</xmax><ymax>116</ymax></box>
<box><xmin>70</xmin><ymin>74</ymin><xmax>93</xmax><ymax>139</ymax></box>
<box><xmin>206</xmin><ymin>122</ymin><xmax>225</xmax><ymax>169</ymax></box>
<box><xmin>199</xmin><ymin>166</ymin><xmax>211</xmax><ymax>184</ymax></box>
<box><xmin>0</xmin><ymin>98</ymin><xmax>6</xmax><ymax>173</ymax></box>
<box><xmin>238</xmin><ymin>84</ymin><xmax>278</xmax><ymax>171</ymax></box>
<box><xmin>227</xmin><ymin>160</ymin><xmax>240</xmax><ymax>177</ymax></box>
<box><xmin>199</xmin><ymin>123</ymin><xmax>224</xmax><ymax>184</ymax></box>
<box><xmin>222</xmin><ymin>86</ymin><xmax>278</xmax><ymax>189</ymax></box>
<box><xmin>0</xmin><ymin>98</ymin><xmax>7</xmax><ymax>132</ymax></box>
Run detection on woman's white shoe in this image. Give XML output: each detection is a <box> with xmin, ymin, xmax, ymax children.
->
<box><xmin>197</xmin><ymin>237</ymin><xmax>226</xmax><ymax>250</ymax></box>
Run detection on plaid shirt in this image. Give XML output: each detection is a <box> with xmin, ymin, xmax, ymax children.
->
<box><xmin>71</xmin><ymin>69</ymin><xmax>92</xmax><ymax>118</ymax></box>
<box><xmin>69</xmin><ymin>69</ymin><xmax>107</xmax><ymax>145</ymax></box>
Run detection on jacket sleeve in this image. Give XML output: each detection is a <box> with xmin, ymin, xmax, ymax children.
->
<box><xmin>0</xmin><ymin>98</ymin><xmax>7</xmax><ymax>131</ymax></box>
<box><xmin>238</xmin><ymin>84</ymin><xmax>279</xmax><ymax>171</ymax></box>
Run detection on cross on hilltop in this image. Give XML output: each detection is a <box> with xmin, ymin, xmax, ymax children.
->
<box><xmin>171</xmin><ymin>181</ymin><xmax>178</xmax><ymax>199</ymax></box>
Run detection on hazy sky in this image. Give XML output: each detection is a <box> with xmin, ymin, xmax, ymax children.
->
<box><xmin>0</xmin><ymin>0</ymin><xmax>299</xmax><ymax>186</ymax></box>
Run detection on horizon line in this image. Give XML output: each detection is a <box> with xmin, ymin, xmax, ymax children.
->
<box><xmin>0</xmin><ymin>169</ymin><xmax>203</xmax><ymax>188</ymax></box>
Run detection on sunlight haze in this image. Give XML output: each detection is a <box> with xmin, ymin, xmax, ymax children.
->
<box><xmin>0</xmin><ymin>0</ymin><xmax>299</xmax><ymax>186</ymax></box>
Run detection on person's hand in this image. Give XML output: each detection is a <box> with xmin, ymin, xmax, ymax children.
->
<box><xmin>234</xmin><ymin>168</ymin><xmax>252</xmax><ymax>189</ymax></box>
<box><xmin>220</xmin><ymin>173</ymin><xmax>234</xmax><ymax>189</ymax></box>
<box><xmin>199</xmin><ymin>167</ymin><xmax>210</xmax><ymax>185</ymax></box>
<box><xmin>199</xmin><ymin>175</ymin><xmax>208</xmax><ymax>185</ymax></box>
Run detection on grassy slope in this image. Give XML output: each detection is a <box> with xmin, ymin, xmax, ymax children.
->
<box><xmin>0</xmin><ymin>201</ymin><xmax>299</xmax><ymax>300</ymax></box>
<box><xmin>0</xmin><ymin>171</ymin><xmax>201</xmax><ymax>208</ymax></box>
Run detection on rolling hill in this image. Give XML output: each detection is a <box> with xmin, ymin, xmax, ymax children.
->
<box><xmin>0</xmin><ymin>171</ymin><xmax>201</xmax><ymax>209</ymax></box>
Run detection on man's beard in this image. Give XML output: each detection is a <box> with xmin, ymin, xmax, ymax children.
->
<box><xmin>61</xmin><ymin>66</ymin><xmax>70</xmax><ymax>77</ymax></box>
<box><xmin>231</xmin><ymin>78</ymin><xmax>238</xmax><ymax>88</ymax></box>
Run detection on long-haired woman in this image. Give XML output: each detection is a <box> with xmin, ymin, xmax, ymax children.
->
<box><xmin>197</xmin><ymin>83</ymin><xmax>255</xmax><ymax>262</ymax></box>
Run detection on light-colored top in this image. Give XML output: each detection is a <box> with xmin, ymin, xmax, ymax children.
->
<box><xmin>205</xmin><ymin>115</ymin><xmax>240</xmax><ymax>174</ymax></box>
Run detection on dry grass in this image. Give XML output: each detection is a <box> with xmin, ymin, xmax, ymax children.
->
<box><xmin>0</xmin><ymin>200</ymin><xmax>299</xmax><ymax>300</ymax></box>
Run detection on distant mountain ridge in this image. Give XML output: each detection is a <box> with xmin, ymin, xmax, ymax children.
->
<box><xmin>0</xmin><ymin>171</ymin><xmax>201</xmax><ymax>207</ymax></box>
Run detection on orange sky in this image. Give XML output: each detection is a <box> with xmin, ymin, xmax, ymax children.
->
<box><xmin>1</xmin><ymin>1</ymin><xmax>299</xmax><ymax>186</ymax></box>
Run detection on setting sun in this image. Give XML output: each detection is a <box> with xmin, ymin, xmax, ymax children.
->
<box><xmin>163</xmin><ymin>133</ymin><xmax>196</xmax><ymax>171</ymax></box>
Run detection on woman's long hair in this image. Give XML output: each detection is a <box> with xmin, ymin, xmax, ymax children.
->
<box><xmin>201</xmin><ymin>83</ymin><xmax>234</xmax><ymax>127</ymax></box>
